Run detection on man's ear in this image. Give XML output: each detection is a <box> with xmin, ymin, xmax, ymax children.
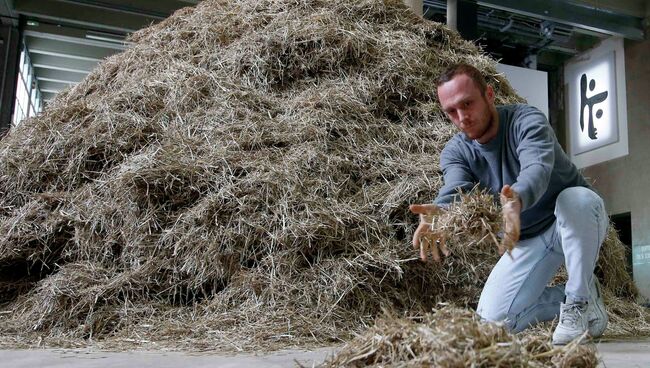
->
<box><xmin>485</xmin><ymin>85</ymin><xmax>495</xmax><ymax>104</ymax></box>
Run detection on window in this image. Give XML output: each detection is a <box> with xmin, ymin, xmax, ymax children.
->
<box><xmin>12</xmin><ymin>45</ymin><xmax>42</xmax><ymax>126</ymax></box>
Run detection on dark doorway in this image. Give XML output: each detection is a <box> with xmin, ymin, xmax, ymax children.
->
<box><xmin>610</xmin><ymin>212</ymin><xmax>632</xmax><ymax>276</ymax></box>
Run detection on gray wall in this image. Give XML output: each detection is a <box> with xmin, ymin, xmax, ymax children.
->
<box><xmin>582</xmin><ymin>37</ymin><xmax>650</xmax><ymax>301</ymax></box>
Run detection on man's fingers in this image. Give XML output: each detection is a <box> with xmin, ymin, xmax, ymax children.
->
<box><xmin>501</xmin><ymin>232</ymin><xmax>517</xmax><ymax>252</ymax></box>
<box><xmin>420</xmin><ymin>237</ymin><xmax>428</xmax><ymax>261</ymax></box>
<box><xmin>497</xmin><ymin>243</ymin><xmax>505</xmax><ymax>256</ymax></box>
<box><xmin>409</xmin><ymin>204</ymin><xmax>439</xmax><ymax>215</ymax></box>
<box><xmin>501</xmin><ymin>184</ymin><xmax>513</xmax><ymax>198</ymax></box>
<box><xmin>499</xmin><ymin>240</ymin><xmax>507</xmax><ymax>254</ymax></box>
<box><xmin>420</xmin><ymin>213</ymin><xmax>434</xmax><ymax>225</ymax></box>
<box><xmin>418</xmin><ymin>236</ymin><xmax>447</xmax><ymax>263</ymax></box>
<box><xmin>512</xmin><ymin>228</ymin><xmax>520</xmax><ymax>242</ymax></box>
<box><xmin>439</xmin><ymin>235</ymin><xmax>450</xmax><ymax>257</ymax></box>
<box><xmin>500</xmin><ymin>185</ymin><xmax>519</xmax><ymax>206</ymax></box>
<box><xmin>413</xmin><ymin>223</ymin><xmax>429</xmax><ymax>249</ymax></box>
<box><xmin>500</xmin><ymin>237</ymin><xmax>511</xmax><ymax>251</ymax></box>
<box><xmin>430</xmin><ymin>240</ymin><xmax>441</xmax><ymax>262</ymax></box>
<box><xmin>505</xmin><ymin>215</ymin><xmax>521</xmax><ymax>243</ymax></box>
<box><xmin>412</xmin><ymin>227</ymin><xmax>420</xmax><ymax>249</ymax></box>
<box><xmin>411</xmin><ymin>203</ymin><xmax>448</xmax><ymax>263</ymax></box>
<box><xmin>499</xmin><ymin>185</ymin><xmax>521</xmax><ymax>255</ymax></box>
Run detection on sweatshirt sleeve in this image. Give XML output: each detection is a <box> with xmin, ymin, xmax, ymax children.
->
<box><xmin>510</xmin><ymin>106</ymin><xmax>556</xmax><ymax>211</ymax></box>
<box><xmin>434</xmin><ymin>139</ymin><xmax>476</xmax><ymax>206</ymax></box>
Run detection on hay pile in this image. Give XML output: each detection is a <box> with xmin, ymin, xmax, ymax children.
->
<box><xmin>0</xmin><ymin>0</ymin><xmax>647</xmax><ymax>354</ymax></box>
<box><xmin>319</xmin><ymin>307</ymin><xmax>598</xmax><ymax>367</ymax></box>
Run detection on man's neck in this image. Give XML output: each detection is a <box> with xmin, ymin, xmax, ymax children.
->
<box><xmin>476</xmin><ymin>107</ymin><xmax>499</xmax><ymax>144</ymax></box>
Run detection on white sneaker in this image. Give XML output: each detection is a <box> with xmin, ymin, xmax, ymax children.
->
<box><xmin>552</xmin><ymin>302</ymin><xmax>588</xmax><ymax>345</ymax></box>
<box><xmin>587</xmin><ymin>277</ymin><xmax>608</xmax><ymax>338</ymax></box>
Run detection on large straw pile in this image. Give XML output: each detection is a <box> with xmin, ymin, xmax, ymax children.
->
<box><xmin>0</xmin><ymin>0</ymin><xmax>647</xmax><ymax>353</ymax></box>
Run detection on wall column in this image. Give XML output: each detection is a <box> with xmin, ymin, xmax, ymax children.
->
<box><xmin>0</xmin><ymin>23</ymin><xmax>20</xmax><ymax>137</ymax></box>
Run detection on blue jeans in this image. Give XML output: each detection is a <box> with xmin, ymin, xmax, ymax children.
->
<box><xmin>476</xmin><ymin>186</ymin><xmax>608</xmax><ymax>332</ymax></box>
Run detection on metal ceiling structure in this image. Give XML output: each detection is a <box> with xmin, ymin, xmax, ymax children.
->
<box><xmin>0</xmin><ymin>0</ymin><xmax>647</xmax><ymax>105</ymax></box>
<box><xmin>0</xmin><ymin>0</ymin><xmax>200</xmax><ymax>105</ymax></box>
<box><xmin>424</xmin><ymin>0</ymin><xmax>647</xmax><ymax>68</ymax></box>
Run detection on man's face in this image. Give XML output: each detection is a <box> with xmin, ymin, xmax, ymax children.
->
<box><xmin>437</xmin><ymin>74</ymin><xmax>495</xmax><ymax>142</ymax></box>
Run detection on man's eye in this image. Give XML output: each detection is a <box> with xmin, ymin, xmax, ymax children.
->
<box><xmin>464</xmin><ymin>101</ymin><xmax>472</xmax><ymax>107</ymax></box>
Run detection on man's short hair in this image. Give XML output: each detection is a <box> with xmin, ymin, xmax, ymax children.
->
<box><xmin>436</xmin><ymin>63</ymin><xmax>488</xmax><ymax>95</ymax></box>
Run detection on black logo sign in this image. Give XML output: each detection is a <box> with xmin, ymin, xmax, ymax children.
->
<box><xmin>579</xmin><ymin>73</ymin><xmax>608</xmax><ymax>140</ymax></box>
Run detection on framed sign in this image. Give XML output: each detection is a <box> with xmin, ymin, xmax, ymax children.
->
<box><xmin>565</xmin><ymin>37</ymin><xmax>628</xmax><ymax>168</ymax></box>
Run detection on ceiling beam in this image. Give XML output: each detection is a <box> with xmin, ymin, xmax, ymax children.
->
<box><xmin>31</xmin><ymin>53</ymin><xmax>97</xmax><ymax>73</ymax></box>
<box><xmin>63</xmin><ymin>0</ymin><xmax>196</xmax><ymax>16</ymax></box>
<box><xmin>38</xmin><ymin>79</ymin><xmax>74</xmax><ymax>92</ymax></box>
<box><xmin>37</xmin><ymin>76</ymin><xmax>78</xmax><ymax>85</ymax></box>
<box><xmin>479</xmin><ymin>0</ymin><xmax>645</xmax><ymax>40</ymax></box>
<box><xmin>54</xmin><ymin>0</ymin><xmax>168</xmax><ymax>19</ymax></box>
<box><xmin>26</xmin><ymin>35</ymin><xmax>118</xmax><ymax>61</ymax></box>
<box><xmin>24</xmin><ymin>20</ymin><xmax>127</xmax><ymax>41</ymax></box>
<box><xmin>24</xmin><ymin>28</ymin><xmax>127</xmax><ymax>50</ymax></box>
<box><xmin>13</xmin><ymin>0</ymin><xmax>161</xmax><ymax>33</ymax></box>
<box><xmin>29</xmin><ymin>48</ymin><xmax>102</xmax><ymax>62</ymax></box>
<box><xmin>34</xmin><ymin>67</ymin><xmax>85</xmax><ymax>83</ymax></box>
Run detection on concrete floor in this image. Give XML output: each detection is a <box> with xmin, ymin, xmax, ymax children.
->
<box><xmin>598</xmin><ymin>339</ymin><xmax>650</xmax><ymax>367</ymax></box>
<box><xmin>2</xmin><ymin>340</ymin><xmax>650</xmax><ymax>367</ymax></box>
<box><xmin>0</xmin><ymin>347</ymin><xmax>335</xmax><ymax>368</ymax></box>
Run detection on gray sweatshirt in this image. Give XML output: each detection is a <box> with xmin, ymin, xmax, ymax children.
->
<box><xmin>434</xmin><ymin>104</ymin><xmax>590</xmax><ymax>239</ymax></box>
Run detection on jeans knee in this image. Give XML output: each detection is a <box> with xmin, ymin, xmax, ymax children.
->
<box><xmin>555</xmin><ymin>187</ymin><xmax>603</xmax><ymax>221</ymax></box>
<box><xmin>477</xmin><ymin>305</ymin><xmax>516</xmax><ymax>331</ymax></box>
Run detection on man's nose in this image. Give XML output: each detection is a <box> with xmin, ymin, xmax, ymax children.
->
<box><xmin>457</xmin><ymin>110</ymin><xmax>468</xmax><ymax>123</ymax></box>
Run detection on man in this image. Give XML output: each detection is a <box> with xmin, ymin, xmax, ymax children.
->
<box><xmin>410</xmin><ymin>63</ymin><xmax>608</xmax><ymax>344</ymax></box>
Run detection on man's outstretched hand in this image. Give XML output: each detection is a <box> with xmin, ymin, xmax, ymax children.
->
<box><xmin>409</xmin><ymin>204</ymin><xmax>449</xmax><ymax>262</ymax></box>
<box><xmin>500</xmin><ymin>185</ymin><xmax>521</xmax><ymax>254</ymax></box>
